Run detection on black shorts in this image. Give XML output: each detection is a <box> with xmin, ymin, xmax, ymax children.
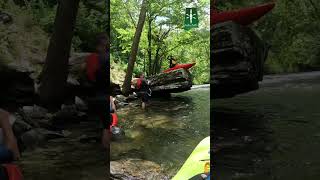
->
<box><xmin>137</xmin><ymin>91</ymin><xmax>149</xmax><ymax>102</ymax></box>
<box><xmin>86</xmin><ymin>93</ymin><xmax>109</xmax><ymax>128</ymax></box>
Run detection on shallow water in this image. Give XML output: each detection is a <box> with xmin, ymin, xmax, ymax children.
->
<box><xmin>213</xmin><ymin>72</ymin><xmax>320</xmax><ymax>180</ymax></box>
<box><xmin>112</xmin><ymin>87</ymin><xmax>210</xmax><ymax>178</ymax></box>
<box><xmin>19</xmin><ymin>121</ymin><xmax>107</xmax><ymax>180</ymax></box>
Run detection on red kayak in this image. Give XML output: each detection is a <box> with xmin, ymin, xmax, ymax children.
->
<box><xmin>211</xmin><ymin>2</ymin><xmax>275</xmax><ymax>26</ymax></box>
<box><xmin>164</xmin><ymin>63</ymin><xmax>196</xmax><ymax>73</ymax></box>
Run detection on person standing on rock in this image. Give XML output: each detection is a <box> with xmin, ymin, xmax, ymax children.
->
<box><xmin>168</xmin><ymin>55</ymin><xmax>178</xmax><ymax>68</ymax></box>
<box><xmin>82</xmin><ymin>33</ymin><xmax>110</xmax><ymax>149</ymax></box>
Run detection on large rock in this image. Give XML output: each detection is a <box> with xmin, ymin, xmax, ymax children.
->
<box><xmin>110</xmin><ymin>159</ymin><xmax>169</xmax><ymax>180</ymax></box>
<box><xmin>19</xmin><ymin>128</ymin><xmax>64</xmax><ymax>150</ymax></box>
<box><xmin>147</xmin><ymin>68</ymin><xmax>193</xmax><ymax>94</ymax></box>
<box><xmin>211</xmin><ymin>21</ymin><xmax>269</xmax><ymax>98</ymax></box>
<box><xmin>0</xmin><ymin>11</ymin><xmax>12</xmax><ymax>24</ymax></box>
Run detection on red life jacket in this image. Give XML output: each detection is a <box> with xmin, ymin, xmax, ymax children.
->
<box><xmin>3</xmin><ymin>164</ymin><xmax>23</xmax><ymax>180</ymax></box>
<box><xmin>110</xmin><ymin>113</ymin><xmax>118</xmax><ymax>129</ymax></box>
<box><xmin>136</xmin><ymin>78</ymin><xmax>142</xmax><ymax>89</ymax></box>
<box><xmin>85</xmin><ymin>53</ymin><xmax>100</xmax><ymax>82</ymax></box>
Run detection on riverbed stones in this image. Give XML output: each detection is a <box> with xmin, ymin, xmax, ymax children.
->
<box><xmin>110</xmin><ymin>159</ymin><xmax>168</xmax><ymax>180</ymax></box>
<box><xmin>20</xmin><ymin>128</ymin><xmax>65</xmax><ymax>150</ymax></box>
<box><xmin>0</xmin><ymin>11</ymin><xmax>12</xmax><ymax>24</ymax></box>
<box><xmin>12</xmin><ymin>114</ymin><xmax>33</xmax><ymax>137</ymax></box>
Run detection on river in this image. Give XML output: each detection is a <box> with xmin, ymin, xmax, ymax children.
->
<box><xmin>19</xmin><ymin>121</ymin><xmax>107</xmax><ymax>180</ymax></box>
<box><xmin>213</xmin><ymin>71</ymin><xmax>320</xmax><ymax>180</ymax></box>
<box><xmin>112</xmin><ymin>86</ymin><xmax>210</xmax><ymax>178</ymax></box>
<box><xmin>17</xmin><ymin>87</ymin><xmax>210</xmax><ymax>179</ymax></box>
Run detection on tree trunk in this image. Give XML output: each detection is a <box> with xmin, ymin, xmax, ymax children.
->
<box><xmin>147</xmin><ymin>14</ymin><xmax>152</xmax><ymax>76</ymax></box>
<box><xmin>152</xmin><ymin>45</ymin><xmax>161</xmax><ymax>74</ymax></box>
<box><xmin>122</xmin><ymin>0</ymin><xmax>148</xmax><ymax>95</ymax></box>
<box><xmin>39</xmin><ymin>0</ymin><xmax>80</xmax><ymax>108</ymax></box>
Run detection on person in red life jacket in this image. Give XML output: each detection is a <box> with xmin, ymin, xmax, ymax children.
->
<box><xmin>81</xmin><ymin>33</ymin><xmax>110</xmax><ymax>149</ymax></box>
<box><xmin>0</xmin><ymin>109</ymin><xmax>20</xmax><ymax>163</ymax></box>
<box><xmin>0</xmin><ymin>109</ymin><xmax>23</xmax><ymax>180</ymax></box>
<box><xmin>168</xmin><ymin>55</ymin><xmax>178</xmax><ymax>68</ymax></box>
<box><xmin>133</xmin><ymin>73</ymin><xmax>151</xmax><ymax>109</ymax></box>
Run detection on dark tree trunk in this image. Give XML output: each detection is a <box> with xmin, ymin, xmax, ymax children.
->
<box><xmin>147</xmin><ymin>15</ymin><xmax>152</xmax><ymax>76</ymax></box>
<box><xmin>152</xmin><ymin>45</ymin><xmax>161</xmax><ymax>74</ymax></box>
<box><xmin>39</xmin><ymin>0</ymin><xmax>80</xmax><ymax>108</ymax></box>
<box><xmin>122</xmin><ymin>0</ymin><xmax>148</xmax><ymax>95</ymax></box>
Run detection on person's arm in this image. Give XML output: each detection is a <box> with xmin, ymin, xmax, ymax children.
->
<box><xmin>110</xmin><ymin>96</ymin><xmax>116</xmax><ymax>112</ymax></box>
<box><xmin>0</xmin><ymin>109</ymin><xmax>20</xmax><ymax>160</ymax></box>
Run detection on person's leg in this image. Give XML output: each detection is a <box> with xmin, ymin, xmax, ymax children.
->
<box><xmin>141</xmin><ymin>92</ymin><xmax>149</xmax><ymax>109</ymax></box>
<box><xmin>141</xmin><ymin>100</ymin><xmax>146</xmax><ymax>109</ymax></box>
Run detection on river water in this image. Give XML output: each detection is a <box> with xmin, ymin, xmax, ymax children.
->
<box><xmin>17</xmin><ymin>87</ymin><xmax>210</xmax><ymax>179</ymax></box>
<box><xmin>112</xmin><ymin>86</ymin><xmax>210</xmax><ymax>178</ymax></box>
<box><xmin>19</xmin><ymin>121</ymin><xmax>107</xmax><ymax>180</ymax></box>
<box><xmin>213</xmin><ymin>72</ymin><xmax>320</xmax><ymax>180</ymax></box>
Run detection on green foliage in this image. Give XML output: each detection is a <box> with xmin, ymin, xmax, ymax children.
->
<box><xmin>217</xmin><ymin>0</ymin><xmax>320</xmax><ymax>73</ymax></box>
<box><xmin>24</xmin><ymin>0</ymin><xmax>107</xmax><ymax>52</ymax></box>
<box><xmin>111</xmin><ymin>0</ymin><xmax>210</xmax><ymax>84</ymax></box>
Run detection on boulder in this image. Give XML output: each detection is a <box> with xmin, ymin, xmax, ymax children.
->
<box><xmin>211</xmin><ymin>21</ymin><xmax>269</xmax><ymax>98</ymax></box>
<box><xmin>147</xmin><ymin>68</ymin><xmax>193</xmax><ymax>94</ymax></box>
<box><xmin>110</xmin><ymin>159</ymin><xmax>169</xmax><ymax>180</ymax></box>
<box><xmin>19</xmin><ymin>128</ymin><xmax>64</xmax><ymax>150</ymax></box>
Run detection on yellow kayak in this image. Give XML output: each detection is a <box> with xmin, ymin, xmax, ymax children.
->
<box><xmin>172</xmin><ymin>136</ymin><xmax>210</xmax><ymax>180</ymax></box>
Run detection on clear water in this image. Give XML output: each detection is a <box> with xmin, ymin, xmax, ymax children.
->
<box><xmin>111</xmin><ymin>87</ymin><xmax>210</xmax><ymax>177</ymax></box>
<box><xmin>213</xmin><ymin>72</ymin><xmax>320</xmax><ymax>180</ymax></box>
<box><xmin>19</xmin><ymin>122</ymin><xmax>107</xmax><ymax>180</ymax></box>
<box><xmin>18</xmin><ymin>87</ymin><xmax>210</xmax><ymax>179</ymax></box>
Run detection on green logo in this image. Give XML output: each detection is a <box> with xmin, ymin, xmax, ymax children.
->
<box><xmin>184</xmin><ymin>8</ymin><xmax>199</xmax><ymax>30</ymax></box>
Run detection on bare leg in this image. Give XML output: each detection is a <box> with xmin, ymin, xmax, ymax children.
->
<box><xmin>142</xmin><ymin>101</ymin><xmax>146</xmax><ymax>109</ymax></box>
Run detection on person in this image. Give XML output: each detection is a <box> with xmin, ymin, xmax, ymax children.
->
<box><xmin>110</xmin><ymin>96</ymin><xmax>116</xmax><ymax>113</ymax></box>
<box><xmin>82</xmin><ymin>33</ymin><xmax>110</xmax><ymax>149</ymax></box>
<box><xmin>134</xmin><ymin>73</ymin><xmax>151</xmax><ymax>109</ymax></box>
<box><xmin>0</xmin><ymin>109</ymin><xmax>23</xmax><ymax>180</ymax></box>
<box><xmin>0</xmin><ymin>109</ymin><xmax>20</xmax><ymax>164</ymax></box>
<box><xmin>168</xmin><ymin>55</ymin><xmax>178</xmax><ymax>68</ymax></box>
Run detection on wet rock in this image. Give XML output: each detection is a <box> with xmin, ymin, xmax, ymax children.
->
<box><xmin>110</xmin><ymin>159</ymin><xmax>168</xmax><ymax>180</ymax></box>
<box><xmin>20</xmin><ymin>129</ymin><xmax>46</xmax><ymax>149</ymax></box>
<box><xmin>77</xmin><ymin>134</ymin><xmax>99</xmax><ymax>143</ymax></box>
<box><xmin>20</xmin><ymin>128</ymin><xmax>65</xmax><ymax>149</ymax></box>
<box><xmin>75</xmin><ymin>96</ymin><xmax>88</xmax><ymax>111</ymax></box>
<box><xmin>21</xmin><ymin>105</ymin><xmax>48</xmax><ymax>119</ymax></box>
<box><xmin>52</xmin><ymin>104</ymin><xmax>86</xmax><ymax>125</ymax></box>
<box><xmin>36</xmin><ymin>128</ymin><xmax>65</xmax><ymax>139</ymax></box>
<box><xmin>115</xmin><ymin>95</ymin><xmax>127</xmax><ymax>102</ymax></box>
<box><xmin>0</xmin><ymin>11</ymin><xmax>12</xmax><ymax>24</ymax></box>
<box><xmin>243</xmin><ymin>136</ymin><xmax>253</xmax><ymax>143</ymax></box>
<box><xmin>12</xmin><ymin>115</ymin><xmax>33</xmax><ymax>137</ymax></box>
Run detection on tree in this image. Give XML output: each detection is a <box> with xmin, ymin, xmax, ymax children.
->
<box><xmin>122</xmin><ymin>0</ymin><xmax>148</xmax><ymax>95</ymax></box>
<box><xmin>39</xmin><ymin>0</ymin><xmax>80</xmax><ymax>108</ymax></box>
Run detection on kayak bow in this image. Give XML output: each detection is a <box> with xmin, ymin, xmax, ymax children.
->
<box><xmin>173</xmin><ymin>136</ymin><xmax>210</xmax><ymax>180</ymax></box>
<box><xmin>211</xmin><ymin>3</ymin><xmax>275</xmax><ymax>26</ymax></box>
<box><xmin>163</xmin><ymin>63</ymin><xmax>196</xmax><ymax>73</ymax></box>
